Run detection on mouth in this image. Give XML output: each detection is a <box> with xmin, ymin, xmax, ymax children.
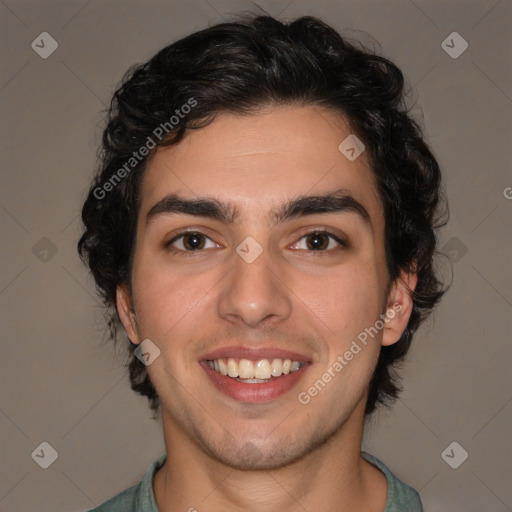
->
<box><xmin>207</xmin><ymin>357</ymin><xmax>304</xmax><ymax>381</ymax></box>
<box><xmin>199</xmin><ymin>349</ymin><xmax>311</xmax><ymax>403</ymax></box>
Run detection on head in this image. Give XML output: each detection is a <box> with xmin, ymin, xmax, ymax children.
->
<box><xmin>78</xmin><ymin>15</ymin><xmax>446</xmax><ymax>468</ymax></box>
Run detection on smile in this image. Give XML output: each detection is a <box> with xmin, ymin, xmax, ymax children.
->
<box><xmin>207</xmin><ymin>357</ymin><xmax>304</xmax><ymax>381</ymax></box>
<box><xmin>201</xmin><ymin>357</ymin><xmax>310</xmax><ymax>403</ymax></box>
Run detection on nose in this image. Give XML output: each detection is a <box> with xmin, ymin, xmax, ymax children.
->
<box><xmin>216</xmin><ymin>243</ymin><xmax>292</xmax><ymax>329</ymax></box>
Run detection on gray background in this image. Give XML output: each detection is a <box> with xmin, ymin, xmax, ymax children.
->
<box><xmin>1</xmin><ymin>0</ymin><xmax>511</xmax><ymax>511</ymax></box>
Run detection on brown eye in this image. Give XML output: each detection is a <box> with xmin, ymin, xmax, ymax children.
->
<box><xmin>166</xmin><ymin>232</ymin><xmax>217</xmax><ymax>252</ymax></box>
<box><xmin>181</xmin><ymin>233</ymin><xmax>206</xmax><ymax>250</ymax></box>
<box><xmin>305</xmin><ymin>233</ymin><xmax>330</xmax><ymax>250</ymax></box>
<box><xmin>292</xmin><ymin>231</ymin><xmax>346</xmax><ymax>251</ymax></box>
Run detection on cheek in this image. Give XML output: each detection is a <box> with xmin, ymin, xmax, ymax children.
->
<box><xmin>131</xmin><ymin>251</ymin><xmax>213</xmax><ymax>340</ymax></box>
<box><xmin>298</xmin><ymin>264</ymin><xmax>382</xmax><ymax>340</ymax></box>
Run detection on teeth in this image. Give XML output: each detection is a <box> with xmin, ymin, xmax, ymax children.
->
<box><xmin>208</xmin><ymin>357</ymin><xmax>304</xmax><ymax>379</ymax></box>
<box><xmin>290</xmin><ymin>361</ymin><xmax>301</xmax><ymax>372</ymax></box>
<box><xmin>217</xmin><ymin>359</ymin><xmax>228</xmax><ymax>375</ymax></box>
<box><xmin>254</xmin><ymin>359</ymin><xmax>271</xmax><ymax>379</ymax></box>
<box><xmin>238</xmin><ymin>359</ymin><xmax>254</xmax><ymax>379</ymax></box>
<box><xmin>235</xmin><ymin>378</ymin><xmax>270</xmax><ymax>384</ymax></box>
<box><xmin>227</xmin><ymin>358</ymin><xmax>239</xmax><ymax>378</ymax></box>
<box><xmin>271</xmin><ymin>358</ymin><xmax>283</xmax><ymax>377</ymax></box>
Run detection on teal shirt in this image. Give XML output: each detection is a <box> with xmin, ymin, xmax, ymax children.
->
<box><xmin>87</xmin><ymin>451</ymin><xmax>423</xmax><ymax>511</ymax></box>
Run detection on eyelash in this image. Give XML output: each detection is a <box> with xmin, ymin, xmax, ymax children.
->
<box><xmin>164</xmin><ymin>229</ymin><xmax>347</xmax><ymax>255</ymax></box>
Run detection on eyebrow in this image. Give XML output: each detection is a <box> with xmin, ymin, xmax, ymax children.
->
<box><xmin>145</xmin><ymin>188</ymin><xmax>372</xmax><ymax>229</ymax></box>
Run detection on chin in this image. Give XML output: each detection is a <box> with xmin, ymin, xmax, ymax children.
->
<box><xmin>216</xmin><ymin>446</ymin><xmax>299</xmax><ymax>471</ymax></box>
<box><xmin>205</xmin><ymin>429</ymin><xmax>329</xmax><ymax>471</ymax></box>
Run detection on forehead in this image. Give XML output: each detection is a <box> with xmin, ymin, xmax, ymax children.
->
<box><xmin>139</xmin><ymin>105</ymin><xmax>383</xmax><ymax>224</ymax></box>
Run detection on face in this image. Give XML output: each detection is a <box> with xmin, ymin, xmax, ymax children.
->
<box><xmin>117</xmin><ymin>105</ymin><xmax>414</xmax><ymax>470</ymax></box>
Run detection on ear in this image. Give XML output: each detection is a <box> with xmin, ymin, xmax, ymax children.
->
<box><xmin>116</xmin><ymin>284</ymin><xmax>140</xmax><ymax>344</ymax></box>
<box><xmin>381</xmin><ymin>269</ymin><xmax>418</xmax><ymax>347</ymax></box>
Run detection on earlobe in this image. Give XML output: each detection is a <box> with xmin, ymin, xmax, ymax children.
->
<box><xmin>116</xmin><ymin>284</ymin><xmax>140</xmax><ymax>344</ymax></box>
<box><xmin>381</xmin><ymin>270</ymin><xmax>418</xmax><ymax>347</ymax></box>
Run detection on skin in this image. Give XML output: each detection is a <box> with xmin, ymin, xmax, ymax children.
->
<box><xmin>117</xmin><ymin>105</ymin><xmax>417</xmax><ymax>512</ymax></box>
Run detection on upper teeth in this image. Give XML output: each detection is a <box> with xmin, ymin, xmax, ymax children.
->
<box><xmin>207</xmin><ymin>358</ymin><xmax>303</xmax><ymax>379</ymax></box>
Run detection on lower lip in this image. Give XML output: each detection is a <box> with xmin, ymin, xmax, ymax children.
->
<box><xmin>200</xmin><ymin>361</ymin><xmax>311</xmax><ymax>403</ymax></box>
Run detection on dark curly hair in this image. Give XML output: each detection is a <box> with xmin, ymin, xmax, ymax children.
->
<box><xmin>78</xmin><ymin>14</ymin><xmax>447</xmax><ymax>417</ymax></box>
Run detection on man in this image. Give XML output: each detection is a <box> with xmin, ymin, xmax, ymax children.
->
<box><xmin>79</xmin><ymin>13</ymin><xmax>446</xmax><ymax>512</ymax></box>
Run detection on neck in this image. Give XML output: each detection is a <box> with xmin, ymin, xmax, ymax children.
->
<box><xmin>153</xmin><ymin>399</ymin><xmax>387</xmax><ymax>512</ymax></box>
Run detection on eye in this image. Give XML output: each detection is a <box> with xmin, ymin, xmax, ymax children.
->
<box><xmin>165</xmin><ymin>231</ymin><xmax>219</xmax><ymax>252</ymax></box>
<box><xmin>164</xmin><ymin>229</ymin><xmax>346</xmax><ymax>254</ymax></box>
<box><xmin>291</xmin><ymin>231</ymin><xmax>346</xmax><ymax>251</ymax></box>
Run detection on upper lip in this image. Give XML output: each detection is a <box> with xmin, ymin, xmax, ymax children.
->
<box><xmin>200</xmin><ymin>346</ymin><xmax>311</xmax><ymax>362</ymax></box>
